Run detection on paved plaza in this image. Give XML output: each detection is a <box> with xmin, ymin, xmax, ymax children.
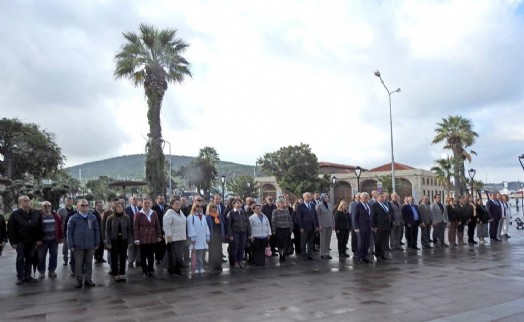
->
<box><xmin>2</xmin><ymin>226</ymin><xmax>524</xmax><ymax>322</ymax></box>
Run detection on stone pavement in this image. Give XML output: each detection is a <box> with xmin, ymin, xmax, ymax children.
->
<box><xmin>1</xmin><ymin>227</ymin><xmax>524</xmax><ymax>322</ymax></box>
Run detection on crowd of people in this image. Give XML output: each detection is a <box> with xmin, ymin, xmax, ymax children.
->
<box><xmin>2</xmin><ymin>189</ymin><xmax>512</xmax><ymax>287</ymax></box>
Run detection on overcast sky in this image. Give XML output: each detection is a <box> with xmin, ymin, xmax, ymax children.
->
<box><xmin>1</xmin><ymin>0</ymin><xmax>524</xmax><ymax>183</ymax></box>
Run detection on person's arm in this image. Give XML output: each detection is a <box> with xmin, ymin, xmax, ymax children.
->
<box><xmin>163</xmin><ymin>212</ymin><xmax>173</xmax><ymax>243</ymax></box>
<box><xmin>7</xmin><ymin>213</ymin><xmax>16</xmax><ymax>247</ymax></box>
<box><xmin>93</xmin><ymin>214</ymin><xmax>100</xmax><ymax>248</ymax></box>
<box><xmin>133</xmin><ymin>214</ymin><xmax>141</xmax><ymax>245</ymax></box>
<box><xmin>105</xmin><ymin>216</ymin><xmax>112</xmax><ymax>248</ymax></box>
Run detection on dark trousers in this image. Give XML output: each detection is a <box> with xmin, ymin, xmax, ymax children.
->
<box><xmin>467</xmin><ymin>222</ymin><xmax>476</xmax><ymax>242</ymax></box>
<box><xmin>350</xmin><ymin>228</ymin><xmax>359</xmax><ymax>254</ymax></box>
<box><xmin>293</xmin><ymin>227</ymin><xmax>301</xmax><ymax>255</ymax></box>
<box><xmin>140</xmin><ymin>243</ymin><xmax>155</xmax><ymax>273</ymax></box>
<box><xmin>406</xmin><ymin>221</ymin><xmax>420</xmax><ymax>248</ymax></box>
<box><xmin>300</xmin><ymin>229</ymin><xmax>315</xmax><ymax>258</ymax></box>
<box><xmin>420</xmin><ymin>225</ymin><xmax>431</xmax><ymax>247</ymax></box>
<box><xmin>336</xmin><ymin>229</ymin><xmax>349</xmax><ymax>255</ymax></box>
<box><xmin>373</xmin><ymin>229</ymin><xmax>390</xmax><ymax>258</ymax></box>
<box><xmin>490</xmin><ymin>219</ymin><xmax>499</xmax><ymax>239</ymax></box>
<box><xmin>16</xmin><ymin>241</ymin><xmax>35</xmax><ymax>279</ymax></box>
<box><xmin>94</xmin><ymin>238</ymin><xmax>104</xmax><ymax>261</ymax></box>
<box><xmin>208</xmin><ymin>237</ymin><xmax>223</xmax><ymax>269</ymax></box>
<box><xmin>154</xmin><ymin>238</ymin><xmax>166</xmax><ymax>262</ymax></box>
<box><xmin>37</xmin><ymin>240</ymin><xmax>58</xmax><ymax>273</ymax></box>
<box><xmin>166</xmin><ymin>241</ymin><xmax>184</xmax><ymax>274</ymax></box>
<box><xmin>110</xmin><ymin>238</ymin><xmax>127</xmax><ymax>276</ymax></box>
<box><xmin>357</xmin><ymin>230</ymin><xmax>370</xmax><ymax>260</ymax></box>
<box><xmin>232</xmin><ymin>231</ymin><xmax>247</xmax><ymax>264</ymax></box>
<box><xmin>252</xmin><ymin>237</ymin><xmax>267</xmax><ymax>266</ymax></box>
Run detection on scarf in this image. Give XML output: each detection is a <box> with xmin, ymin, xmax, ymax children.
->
<box><xmin>209</xmin><ymin>210</ymin><xmax>221</xmax><ymax>224</ymax></box>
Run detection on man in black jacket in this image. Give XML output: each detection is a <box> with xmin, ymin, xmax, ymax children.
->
<box><xmin>151</xmin><ymin>195</ymin><xmax>166</xmax><ymax>263</ymax></box>
<box><xmin>371</xmin><ymin>192</ymin><xmax>392</xmax><ymax>261</ymax></box>
<box><xmin>261</xmin><ymin>196</ymin><xmax>277</xmax><ymax>255</ymax></box>
<box><xmin>7</xmin><ymin>195</ymin><xmax>43</xmax><ymax>285</ymax></box>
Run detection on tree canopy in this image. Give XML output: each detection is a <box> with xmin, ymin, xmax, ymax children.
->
<box><xmin>178</xmin><ymin>146</ymin><xmax>220</xmax><ymax>197</ymax></box>
<box><xmin>257</xmin><ymin>143</ymin><xmax>330</xmax><ymax>197</ymax></box>
<box><xmin>226</xmin><ymin>175</ymin><xmax>258</xmax><ymax>200</ymax></box>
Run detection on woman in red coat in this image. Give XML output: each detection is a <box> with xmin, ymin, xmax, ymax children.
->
<box><xmin>133</xmin><ymin>198</ymin><xmax>162</xmax><ymax>278</ymax></box>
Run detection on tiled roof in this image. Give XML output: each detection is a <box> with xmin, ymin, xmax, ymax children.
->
<box><xmin>368</xmin><ymin>162</ymin><xmax>415</xmax><ymax>172</ymax></box>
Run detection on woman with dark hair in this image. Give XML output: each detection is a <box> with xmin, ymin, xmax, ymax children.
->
<box><xmin>163</xmin><ymin>197</ymin><xmax>187</xmax><ymax>276</ymax></box>
<box><xmin>334</xmin><ymin>200</ymin><xmax>351</xmax><ymax>258</ymax></box>
<box><xmin>446</xmin><ymin>198</ymin><xmax>458</xmax><ymax>247</ymax></box>
<box><xmin>106</xmin><ymin>202</ymin><xmax>131</xmax><ymax>282</ymax></box>
<box><xmin>271</xmin><ymin>199</ymin><xmax>293</xmax><ymax>262</ymax></box>
<box><xmin>226</xmin><ymin>199</ymin><xmax>252</xmax><ymax>269</ymax></box>
<box><xmin>133</xmin><ymin>198</ymin><xmax>162</xmax><ymax>279</ymax></box>
<box><xmin>475</xmin><ymin>198</ymin><xmax>489</xmax><ymax>243</ymax></box>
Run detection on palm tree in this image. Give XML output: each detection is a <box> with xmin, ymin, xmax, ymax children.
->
<box><xmin>114</xmin><ymin>24</ymin><xmax>191</xmax><ymax>197</ymax></box>
<box><xmin>431</xmin><ymin>157</ymin><xmax>454</xmax><ymax>198</ymax></box>
<box><xmin>432</xmin><ymin>115</ymin><xmax>478</xmax><ymax>197</ymax></box>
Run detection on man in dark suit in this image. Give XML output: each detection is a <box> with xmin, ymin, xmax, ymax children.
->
<box><xmin>151</xmin><ymin>195</ymin><xmax>166</xmax><ymax>263</ymax></box>
<box><xmin>296</xmin><ymin>192</ymin><xmax>319</xmax><ymax>261</ymax></box>
<box><xmin>125</xmin><ymin>196</ymin><xmax>141</xmax><ymax>267</ymax></box>
<box><xmin>486</xmin><ymin>192</ymin><xmax>502</xmax><ymax>241</ymax></box>
<box><xmin>353</xmin><ymin>192</ymin><xmax>372</xmax><ymax>263</ymax></box>
<box><xmin>371</xmin><ymin>192</ymin><xmax>392</xmax><ymax>261</ymax></box>
<box><xmin>402</xmin><ymin>196</ymin><xmax>421</xmax><ymax>250</ymax></box>
<box><xmin>92</xmin><ymin>200</ymin><xmax>106</xmax><ymax>264</ymax></box>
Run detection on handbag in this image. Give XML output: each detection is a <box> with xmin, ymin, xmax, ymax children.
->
<box><xmin>265</xmin><ymin>242</ymin><xmax>272</xmax><ymax>257</ymax></box>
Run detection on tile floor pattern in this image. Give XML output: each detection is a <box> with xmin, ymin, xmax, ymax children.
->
<box><xmin>1</xmin><ymin>225</ymin><xmax>524</xmax><ymax>321</ymax></box>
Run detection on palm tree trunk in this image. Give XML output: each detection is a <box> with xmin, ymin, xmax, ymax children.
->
<box><xmin>144</xmin><ymin>65</ymin><xmax>167</xmax><ymax>198</ymax></box>
<box><xmin>452</xmin><ymin>149</ymin><xmax>461</xmax><ymax>198</ymax></box>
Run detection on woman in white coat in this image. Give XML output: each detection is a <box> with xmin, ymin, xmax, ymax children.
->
<box><xmin>249</xmin><ymin>205</ymin><xmax>271</xmax><ymax>266</ymax></box>
<box><xmin>163</xmin><ymin>197</ymin><xmax>187</xmax><ymax>276</ymax></box>
<box><xmin>187</xmin><ymin>203</ymin><xmax>210</xmax><ymax>274</ymax></box>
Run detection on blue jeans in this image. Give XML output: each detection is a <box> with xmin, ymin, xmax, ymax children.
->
<box><xmin>16</xmin><ymin>241</ymin><xmax>36</xmax><ymax>279</ymax></box>
<box><xmin>232</xmin><ymin>231</ymin><xmax>247</xmax><ymax>264</ymax></box>
<box><xmin>38</xmin><ymin>240</ymin><xmax>58</xmax><ymax>273</ymax></box>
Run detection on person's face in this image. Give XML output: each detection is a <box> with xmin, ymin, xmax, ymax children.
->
<box><xmin>77</xmin><ymin>202</ymin><xmax>89</xmax><ymax>212</ymax></box>
<box><xmin>95</xmin><ymin>202</ymin><xmax>104</xmax><ymax>211</ymax></box>
<box><xmin>20</xmin><ymin>197</ymin><xmax>31</xmax><ymax>208</ymax></box>
<box><xmin>234</xmin><ymin>201</ymin><xmax>242</xmax><ymax>208</ymax></box>
<box><xmin>180</xmin><ymin>197</ymin><xmax>186</xmax><ymax>205</ymax></box>
<box><xmin>323</xmin><ymin>195</ymin><xmax>329</xmax><ymax>202</ymax></box>
<box><xmin>115</xmin><ymin>204</ymin><xmax>124</xmax><ymax>213</ymax></box>
<box><xmin>171</xmin><ymin>200</ymin><xmax>181</xmax><ymax>211</ymax></box>
<box><xmin>303</xmin><ymin>194</ymin><xmax>312</xmax><ymax>202</ymax></box>
<box><xmin>42</xmin><ymin>203</ymin><xmax>52</xmax><ymax>212</ymax></box>
<box><xmin>254</xmin><ymin>206</ymin><xmax>262</xmax><ymax>214</ymax></box>
<box><xmin>314</xmin><ymin>193</ymin><xmax>320</xmax><ymax>200</ymax></box>
<box><xmin>130</xmin><ymin>198</ymin><xmax>138</xmax><ymax>206</ymax></box>
<box><xmin>266</xmin><ymin>197</ymin><xmax>273</xmax><ymax>204</ymax></box>
<box><xmin>341</xmin><ymin>202</ymin><xmax>347</xmax><ymax>210</ymax></box>
<box><xmin>157</xmin><ymin>196</ymin><xmax>165</xmax><ymax>204</ymax></box>
<box><xmin>298</xmin><ymin>199</ymin><xmax>303</xmax><ymax>204</ymax></box>
<box><xmin>424</xmin><ymin>197</ymin><xmax>429</xmax><ymax>204</ymax></box>
<box><xmin>66</xmin><ymin>199</ymin><xmax>73</xmax><ymax>207</ymax></box>
<box><xmin>361</xmin><ymin>195</ymin><xmax>370</xmax><ymax>203</ymax></box>
<box><xmin>214</xmin><ymin>196</ymin><xmax>221</xmax><ymax>204</ymax></box>
<box><xmin>142</xmin><ymin>200</ymin><xmax>152</xmax><ymax>211</ymax></box>
<box><xmin>436</xmin><ymin>195</ymin><xmax>441</xmax><ymax>202</ymax></box>
<box><xmin>283</xmin><ymin>194</ymin><xmax>289</xmax><ymax>201</ymax></box>
<box><xmin>377</xmin><ymin>194</ymin><xmax>385</xmax><ymax>203</ymax></box>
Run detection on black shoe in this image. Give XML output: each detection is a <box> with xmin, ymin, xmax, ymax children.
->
<box><xmin>128</xmin><ymin>263</ymin><xmax>134</xmax><ymax>268</ymax></box>
<box><xmin>424</xmin><ymin>245</ymin><xmax>433</xmax><ymax>249</ymax></box>
<box><xmin>63</xmin><ymin>262</ymin><xmax>68</xmax><ymax>266</ymax></box>
<box><xmin>320</xmin><ymin>255</ymin><xmax>326</xmax><ymax>259</ymax></box>
<box><xmin>380</xmin><ymin>256</ymin><xmax>389</xmax><ymax>261</ymax></box>
<box><xmin>143</xmin><ymin>273</ymin><xmax>149</xmax><ymax>279</ymax></box>
<box><xmin>24</xmin><ymin>276</ymin><xmax>37</xmax><ymax>283</ymax></box>
<box><xmin>85</xmin><ymin>280</ymin><xmax>95</xmax><ymax>287</ymax></box>
<box><xmin>363</xmin><ymin>258</ymin><xmax>371</xmax><ymax>263</ymax></box>
<box><xmin>400</xmin><ymin>242</ymin><xmax>405</xmax><ymax>245</ymax></box>
<box><xmin>75</xmin><ymin>281</ymin><xmax>83</xmax><ymax>288</ymax></box>
<box><xmin>412</xmin><ymin>247</ymin><xmax>421</xmax><ymax>250</ymax></box>
<box><xmin>326</xmin><ymin>255</ymin><xmax>332</xmax><ymax>260</ymax></box>
<box><xmin>148</xmin><ymin>272</ymin><xmax>156</xmax><ymax>278</ymax></box>
<box><xmin>344</xmin><ymin>253</ymin><xmax>350</xmax><ymax>258</ymax></box>
<box><xmin>307</xmin><ymin>256</ymin><xmax>315</xmax><ymax>261</ymax></box>
<box><xmin>16</xmin><ymin>279</ymin><xmax>24</xmax><ymax>285</ymax></box>
<box><xmin>108</xmin><ymin>271</ymin><xmax>113</xmax><ymax>275</ymax></box>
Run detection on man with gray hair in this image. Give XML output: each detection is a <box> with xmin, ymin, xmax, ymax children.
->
<box><xmin>58</xmin><ymin>196</ymin><xmax>75</xmax><ymax>265</ymax></box>
<box><xmin>353</xmin><ymin>192</ymin><xmax>372</xmax><ymax>263</ymax></box>
<box><xmin>389</xmin><ymin>193</ymin><xmax>403</xmax><ymax>250</ymax></box>
<box><xmin>67</xmin><ymin>199</ymin><xmax>100</xmax><ymax>288</ymax></box>
<box><xmin>296</xmin><ymin>192</ymin><xmax>319</xmax><ymax>261</ymax></box>
<box><xmin>431</xmin><ymin>194</ymin><xmax>448</xmax><ymax>247</ymax></box>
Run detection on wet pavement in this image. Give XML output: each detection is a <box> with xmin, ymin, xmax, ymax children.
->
<box><xmin>1</xmin><ymin>226</ymin><xmax>524</xmax><ymax>322</ymax></box>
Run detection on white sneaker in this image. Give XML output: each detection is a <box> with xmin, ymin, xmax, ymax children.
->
<box><xmin>200</xmin><ymin>269</ymin><xmax>205</xmax><ymax>273</ymax></box>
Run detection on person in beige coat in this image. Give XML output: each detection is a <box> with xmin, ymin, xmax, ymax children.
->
<box><xmin>316</xmin><ymin>194</ymin><xmax>334</xmax><ymax>259</ymax></box>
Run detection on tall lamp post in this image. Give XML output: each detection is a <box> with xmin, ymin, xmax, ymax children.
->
<box><xmin>519</xmin><ymin>155</ymin><xmax>524</xmax><ymax>211</ymax></box>
<box><xmin>375</xmin><ymin>70</ymin><xmax>401</xmax><ymax>192</ymax></box>
<box><xmin>468</xmin><ymin>168</ymin><xmax>476</xmax><ymax>198</ymax></box>
<box><xmin>221</xmin><ymin>175</ymin><xmax>226</xmax><ymax>203</ymax></box>
<box><xmin>354</xmin><ymin>166</ymin><xmax>362</xmax><ymax>192</ymax></box>
<box><xmin>332</xmin><ymin>176</ymin><xmax>337</xmax><ymax>205</ymax></box>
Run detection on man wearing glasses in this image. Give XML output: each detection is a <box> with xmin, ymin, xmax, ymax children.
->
<box><xmin>37</xmin><ymin>201</ymin><xmax>63</xmax><ymax>278</ymax></box>
<box><xmin>67</xmin><ymin>199</ymin><xmax>100</xmax><ymax>288</ymax></box>
<box><xmin>8</xmin><ymin>195</ymin><xmax>43</xmax><ymax>285</ymax></box>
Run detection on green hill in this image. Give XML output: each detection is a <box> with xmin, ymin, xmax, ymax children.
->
<box><xmin>66</xmin><ymin>154</ymin><xmax>255</xmax><ymax>181</ymax></box>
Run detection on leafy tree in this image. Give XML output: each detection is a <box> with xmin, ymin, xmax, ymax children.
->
<box><xmin>257</xmin><ymin>143</ymin><xmax>330</xmax><ymax>197</ymax></box>
<box><xmin>432</xmin><ymin>115</ymin><xmax>478</xmax><ymax>197</ymax></box>
<box><xmin>0</xmin><ymin>118</ymin><xmax>65</xmax><ymax>212</ymax></box>
<box><xmin>114</xmin><ymin>24</ymin><xmax>191</xmax><ymax>197</ymax></box>
<box><xmin>178</xmin><ymin>147</ymin><xmax>220</xmax><ymax>198</ymax></box>
<box><xmin>86</xmin><ymin>176</ymin><xmax>119</xmax><ymax>202</ymax></box>
<box><xmin>0</xmin><ymin>118</ymin><xmax>64</xmax><ymax>181</ymax></box>
<box><xmin>226</xmin><ymin>175</ymin><xmax>258</xmax><ymax>200</ymax></box>
<box><xmin>431</xmin><ymin>157</ymin><xmax>454</xmax><ymax>198</ymax></box>
<box><xmin>36</xmin><ymin>169</ymin><xmax>81</xmax><ymax>210</ymax></box>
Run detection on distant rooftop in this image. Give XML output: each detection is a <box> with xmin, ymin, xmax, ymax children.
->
<box><xmin>368</xmin><ymin>162</ymin><xmax>415</xmax><ymax>172</ymax></box>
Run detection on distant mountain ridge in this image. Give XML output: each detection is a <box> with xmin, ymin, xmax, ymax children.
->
<box><xmin>66</xmin><ymin>154</ymin><xmax>254</xmax><ymax>181</ymax></box>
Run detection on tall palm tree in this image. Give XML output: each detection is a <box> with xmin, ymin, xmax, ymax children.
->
<box><xmin>432</xmin><ymin>115</ymin><xmax>478</xmax><ymax>197</ymax></box>
<box><xmin>431</xmin><ymin>157</ymin><xmax>454</xmax><ymax>198</ymax></box>
<box><xmin>114</xmin><ymin>24</ymin><xmax>191</xmax><ymax>197</ymax></box>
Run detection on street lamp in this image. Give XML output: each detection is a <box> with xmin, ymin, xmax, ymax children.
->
<box><xmin>375</xmin><ymin>70</ymin><xmax>401</xmax><ymax>192</ymax></box>
<box><xmin>468</xmin><ymin>168</ymin><xmax>476</xmax><ymax>197</ymax></box>
<box><xmin>332</xmin><ymin>176</ymin><xmax>337</xmax><ymax>186</ymax></box>
<box><xmin>354</xmin><ymin>166</ymin><xmax>362</xmax><ymax>192</ymax></box>
<box><xmin>221</xmin><ymin>175</ymin><xmax>226</xmax><ymax>203</ymax></box>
